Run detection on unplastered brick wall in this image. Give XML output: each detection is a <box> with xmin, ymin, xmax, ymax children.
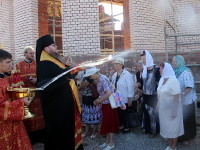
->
<box><xmin>0</xmin><ymin>0</ymin><xmax>15</xmax><ymax>57</ymax></box>
<box><xmin>175</xmin><ymin>0</ymin><xmax>200</xmax><ymax>52</ymax></box>
<box><xmin>129</xmin><ymin>0</ymin><xmax>165</xmax><ymax>53</ymax></box>
<box><xmin>61</xmin><ymin>0</ymin><xmax>100</xmax><ymax>56</ymax></box>
<box><xmin>13</xmin><ymin>0</ymin><xmax>38</xmax><ymax>61</ymax></box>
<box><xmin>72</xmin><ymin>51</ymin><xmax>200</xmax><ymax>77</ymax></box>
<box><xmin>164</xmin><ymin>0</ymin><xmax>177</xmax><ymax>53</ymax></box>
<box><xmin>165</xmin><ymin>0</ymin><xmax>200</xmax><ymax>53</ymax></box>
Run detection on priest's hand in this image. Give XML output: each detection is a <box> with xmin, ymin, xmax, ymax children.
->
<box><xmin>23</xmin><ymin>97</ymin><xmax>31</xmax><ymax>106</ymax></box>
<box><xmin>65</xmin><ymin>57</ymin><xmax>73</xmax><ymax>66</ymax></box>
<box><xmin>29</xmin><ymin>77</ymin><xmax>37</xmax><ymax>84</ymax></box>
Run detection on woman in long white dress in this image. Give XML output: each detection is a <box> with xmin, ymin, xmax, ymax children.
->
<box><xmin>157</xmin><ymin>62</ymin><xmax>184</xmax><ymax>150</ymax></box>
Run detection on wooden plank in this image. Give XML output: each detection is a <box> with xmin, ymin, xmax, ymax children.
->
<box><xmin>100</xmin><ymin>34</ymin><xmax>124</xmax><ymax>37</ymax></box>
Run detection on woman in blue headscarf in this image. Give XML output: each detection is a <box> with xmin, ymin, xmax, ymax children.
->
<box><xmin>172</xmin><ymin>55</ymin><xmax>197</xmax><ymax>145</ymax></box>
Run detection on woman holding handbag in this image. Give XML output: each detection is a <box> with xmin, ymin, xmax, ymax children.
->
<box><xmin>84</xmin><ymin>67</ymin><xmax>119</xmax><ymax>150</ymax></box>
<box><xmin>76</xmin><ymin>71</ymin><xmax>102</xmax><ymax>139</ymax></box>
<box><xmin>111</xmin><ymin>57</ymin><xmax>134</xmax><ymax>133</ymax></box>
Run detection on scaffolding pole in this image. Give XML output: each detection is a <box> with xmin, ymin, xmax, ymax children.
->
<box><xmin>111</xmin><ymin>0</ymin><xmax>115</xmax><ymax>54</ymax></box>
<box><xmin>53</xmin><ymin>0</ymin><xmax>56</xmax><ymax>41</ymax></box>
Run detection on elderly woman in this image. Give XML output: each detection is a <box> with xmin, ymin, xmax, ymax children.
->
<box><xmin>76</xmin><ymin>71</ymin><xmax>102</xmax><ymax>139</ymax></box>
<box><xmin>158</xmin><ymin>62</ymin><xmax>184</xmax><ymax>150</ymax></box>
<box><xmin>84</xmin><ymin>67</ymin><xmax>119</xmax><ymax>150</ymax></box>
<box><xmin>135</xmin><ymin>62</ymin><xmax>144</xmax><ymax>127</ymax></box>
<box><xmin>111</xmin><ymin>57</ymin><xmax>134</xmax><ymax>132</ymax></box>
<box><xmin>172</xmin><ymin>55</ymin><xmax>197</xmax><ymax>144</ymax></box>
<box><xmin>140</xmin><ymin>50</ymin><xmax>161</xmax><ymax>137</ymax></box>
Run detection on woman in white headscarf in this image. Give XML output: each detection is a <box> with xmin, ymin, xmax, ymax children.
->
<box><xmin>158</xmin><ymin>62</ymin><xmax>184</xmax><ymax>150</ymax></box>
<box><xmin>140</xmin><ymin>50</ymin><xmax>161</xmax><ymax>137</ymax></box>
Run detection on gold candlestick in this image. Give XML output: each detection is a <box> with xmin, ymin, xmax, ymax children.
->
<box><xmin>7</xmin><ymin>87</ymin><xmax>36</xmax><ymax>119</ymax></box>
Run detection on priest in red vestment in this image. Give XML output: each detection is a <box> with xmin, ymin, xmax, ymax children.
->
<box><xmin>16</xmin><ymin>46</ymin><xmax>45</xmax><ymax>144</ymax></box>
<box><xmin>0</xmin><ymin>49</ymin><xmax>32</xmax><ymax>150</ymax></box>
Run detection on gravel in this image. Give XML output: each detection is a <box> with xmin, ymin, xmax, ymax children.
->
<box><xmin>33</xmin><ymin>127</ymin><xmax>200</xmax><ymax>150</ymax></box>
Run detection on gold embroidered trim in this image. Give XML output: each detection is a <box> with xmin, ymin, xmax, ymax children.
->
<box><xmin>75</xmin><ymin>140</ymin><xmax>83</xmax><ymax>150</ymax></box>
<box><xmin>20</xmin><ymin>74</ymin><xmax>36</xmax><ymax>77</ymax></box>
<box><xmin>75</xmin><ymin>128</ymin><xmax>82</xmax><ymax>138</ymax></box>
<box><xmin>4</xmin><ymin>101</ymin><xmax>9</xmax><ymax>120</ymax></box>
<box><xmin>69</xmin><ymin>80</ymin><xmax>82</xmax><ymax>113</ymax></box>
<box><xmin>11</xmin><ymin>81</ymin><xmax>24</xmax><ymax>88</ymax></box>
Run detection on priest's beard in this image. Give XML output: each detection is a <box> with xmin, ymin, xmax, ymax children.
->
<box><xmin>49</xmin><ymin>51</ymin><xmax>62</xmax><ymax>61</ymax></box>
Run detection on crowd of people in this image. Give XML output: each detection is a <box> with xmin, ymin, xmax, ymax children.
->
<box><xmin>0</xmin><ymin>34</ymin><xmax>197</xmax><ymax>150</ymax></box>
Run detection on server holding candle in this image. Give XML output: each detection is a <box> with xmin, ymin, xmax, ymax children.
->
<box><xmin>0</xmin><ymin>49</ymin><xmax>32</xmax><ymax>150</ymax></box>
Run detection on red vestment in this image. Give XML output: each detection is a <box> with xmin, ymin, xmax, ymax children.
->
<box><xmin>0</xmin><ymin>77</ymin><xmax>32</xmax><ymax>150</ymax></box>
<box><xmin>16</xmin><ymin>60</ymin><xmax>45</xmax><ymax>131</ymax></box>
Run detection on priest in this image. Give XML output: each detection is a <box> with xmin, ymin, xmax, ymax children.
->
<box><xmin>36</xmin><ymin>34</ymin><xmax>83</xmax><ymax>150</ymax></box>
<box><xmin>16</xmin><ymin>46</ymin><xmax>45</xmax><ymax>144</ymax></box>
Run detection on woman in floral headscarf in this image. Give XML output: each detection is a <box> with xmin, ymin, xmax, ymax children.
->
<box><xmin>172</xmin><ymin>55</ymin><xmax>197</xmax><ymax>145</ymax></box>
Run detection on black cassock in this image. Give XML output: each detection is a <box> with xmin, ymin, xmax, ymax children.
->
<box><xmin>36</xmin><ymin>34</ymin><xmax>83</xmax><ymax>150</ymax></box>
<box><xmin>37</xmin><ymin>60</ymin><xmax>83</xmax><ymax>150</ymax></box>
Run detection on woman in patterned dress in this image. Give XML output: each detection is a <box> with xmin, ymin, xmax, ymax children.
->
<box><xmin>157</xmin><ymin>62</ymin><xmax>184</xmax><ymax>150</ymax></box>
<box><xmin>172</xmin><ymin>55</ymin><xmax>197</xmax><ymax>144</ymax></box>
<box><xmin>76</xmin><ymin>71</ymin><xmax>102</xmax><ymax>139</ymax></box>
<box><xmin>84</xmin><ymin>67</ymin><xmax>119</xmax><ymax>150</ymax></box>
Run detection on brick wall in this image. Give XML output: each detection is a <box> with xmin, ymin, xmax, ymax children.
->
<box><xmin>72</xmin><ymin>51</ymin><xmax>200</xmax><ymax>81</ymax></box>
<box><xmin>0</xmin><ymin>0</ymin><xmax>15</xmax><ymax>57</ymax></box>
<box><xmin>13</xmin><ymin>0</ymin><xmax>38</xmax><ymax>60</ymax></box>
<box><xmin>38</xmin><ymin>0</ymin><xmax>48</xmax><ymax>37</ymax></box>
<box><xmin>0</xmin><ymin>0</ymin><xmax>39</xmax><ymax>61</ymax></box>
<box><xmin>175</xmin><ymin>0</ymin><xmax>200</xmax><ymax>53</ymax></box>
<box><xmin>129</xmin><ymin>0</ymin><xmax>165</xmax><ymax>53</ymax></box>
<box><xmin>123</xmin><ymin>0</ymin><xmax>131</xmax><ymax>50</ymax></box>
<box><xmin>61</xmin><ymin>0</ymin><xmax>100</xmax><ymax>56</ymax></box>
<box><xmin>165</xmin><ymin>0</ymin><xmax>200</xmax><ymax>53</ymax></box>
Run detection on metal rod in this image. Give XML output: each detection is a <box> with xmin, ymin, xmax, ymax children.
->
<box><xmin>164</xmin><ymin>26</ymin><xmax>169</xmax><ymax>62</ymax></box>
<box><xmin>53</xmin><ymin>0</ymin><xmax>56</xmax><ymax>41</ymax></box>
<box><xmin>175</xmin><ymin>36</ymin><xmax>178</xmax><ymax>54</ymax></box>
<box><xmin>163</xmin><ymin>1</ymin><xmax>169</xmax><ymax>62</ymax></box>
<box><xmin>167</xmin><ymin>0</ymin><xmax>175</xmax><ymax>12</ymax></box>
<box><xmin>167</xmin><ymin>33</ymin><xmax>200</xmax><ymax>37</ymax></box>
<box><xmin>111</xmin><ymin>0</ymin><xmax>115</xmax><ymax>54</ymax></box>
<box><xmin>186</xmin><ymin>64</ymin><xmax>200</xmax><ymax>67</ymax></box>
<box><xmin>177</xmin><ymin>42</ymin><xmax>200</xmax><ymax>46</ymax></box>
<box><xmin>166</xmin><ymin>20</ymin><xmax>176</xmax><ymax>31</ymax></box>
